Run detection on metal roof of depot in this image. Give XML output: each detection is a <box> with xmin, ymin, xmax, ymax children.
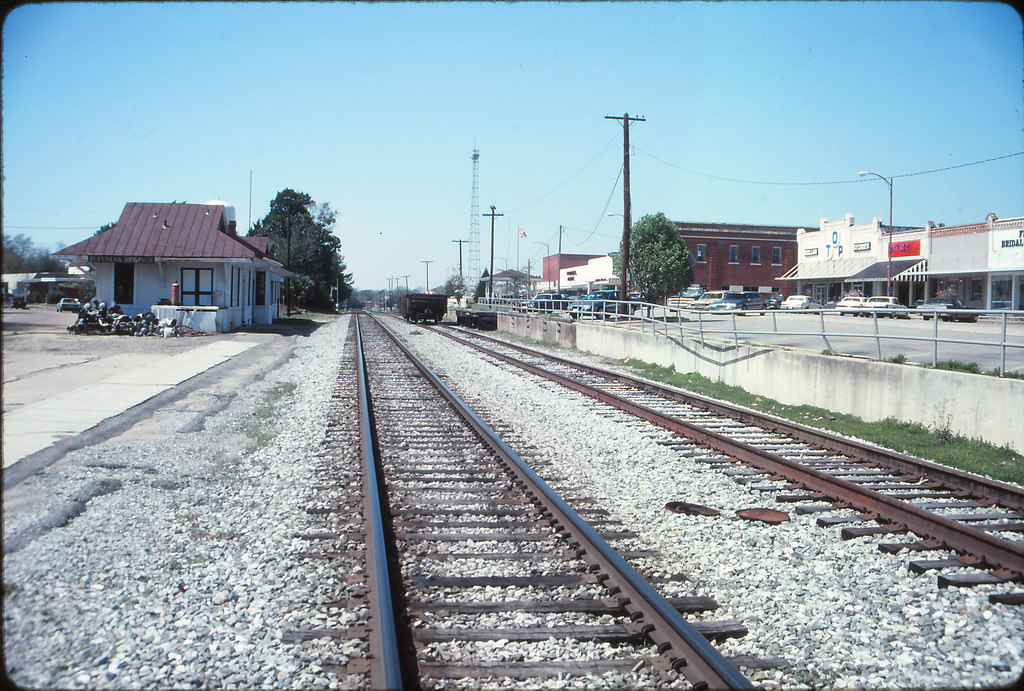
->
<box><xmin>55</xmin><ymin>203</ymin><xmax>269</xmax><ymax>260</ymax></box>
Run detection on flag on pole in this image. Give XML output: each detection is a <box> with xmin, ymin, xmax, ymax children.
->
<box><xmin>518</xmin><ymin>229</ymin><xmax>527</xmax><ymax>238</ymax></box>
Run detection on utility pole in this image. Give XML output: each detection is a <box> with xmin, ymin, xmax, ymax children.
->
<box><xmin>557</xmin><ymin>225</ymin><xmax>564</xmax><ymax>295</ymax></box>
<box><xmin>285</xmin><ymin>211</ymin><xmax>292</xmax><ymax>316</ymax></box>
<box><xmin>605</xmin><ymin>112</ymin><xmax>645</xmax><ymax>302</ymax></box>
<box><xmin>421</xmin><ymin>261</ymin><xmax>433</xmax><ymax>292</ymax></box>
<box><xmin>402</xmin><ymin>274</ymin><xmax>410</xmax><ymax>294</ymax></box>
<box><xmin>452</xmin><ymin>239</ymin><xmax>468</xmax><ymax>288</ymax></box>
<box><xmin>483</xmin><ymin>205</ymin><xmax>503</xmax><ymax>299</ymax></box>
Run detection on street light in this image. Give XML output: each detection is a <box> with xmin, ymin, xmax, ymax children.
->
<box><xmin>858</xmin><ymin>171</ymin><xmax>894</xmax><ymax>297</ymax></box>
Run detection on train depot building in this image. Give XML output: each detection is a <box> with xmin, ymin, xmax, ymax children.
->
<box><xmin>53</xmin><ymin>201</ymin><xmax>289</xmax><ymax>332</ymax></box>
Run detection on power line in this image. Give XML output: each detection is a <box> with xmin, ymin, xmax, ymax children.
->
<box><xmin>508</xmin><ymin>134</ymin><xmax>619</xmax><ymax>213</ymax></box>
<box><xmin>891</xmin><ymin>152</ymin><xmax>1024</xmax><ymax>179</ymax></box>
<box><xmin>579</xmin><ymin>162</ymin><xmax>624</xmax><ymax>245</ymax></box>
<box><xmin>639</xmin><ymin>149</ymin><xmax>1024</xmax><ymax>186</ymax></box>
<box><xmin>5</xmin><ymin>225</ymin><xmax>99</xmax><ymax>231</ymax></box>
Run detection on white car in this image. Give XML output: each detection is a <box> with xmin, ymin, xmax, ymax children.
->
<box><xmin>862</xmin><ymin>295</ymin><xmax>911</xmax><ymax>318</ymax></box>
<box><xmin>780</xmin><ymin>295</ymin><xmax>822</xmax><ymax>310</ymax></box>
<box><xmin>57</xmin><ymin>297</ymin><xmax>82</xmax><ymax>312</ymax></box>
<box><xmin>835</xmin><ymin>296</ymin><xmax>866</xmax><ymax>315</ymax></box>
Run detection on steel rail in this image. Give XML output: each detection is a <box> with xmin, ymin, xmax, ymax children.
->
<box><xmin>440</xmin><ymin>326</ymin><xmax>1024</xmax><ymax>512</ymax></box>
<box><xmin>434</xmin><ymin>325</ymin><xmax>1024</xmax><ymax>579</ymax></box>
<box><xmin>370</xmin><ymin>314</ymin><xmax>753</xmax><ymax>690</ymax></box>
<box><xmin>354</xmin><ymin>317</ymin><xmax>407</xmax><ymax>690</ymax></box>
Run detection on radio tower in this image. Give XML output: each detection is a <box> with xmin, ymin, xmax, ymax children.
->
<box><xmin>468</xmin><ymin>149</ymin><xmax>481</xmax><ymax>285</ymax></box>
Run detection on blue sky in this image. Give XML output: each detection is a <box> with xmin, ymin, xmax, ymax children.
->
<box><xmin>3</xmin><ymin>1</ymin><xmax>1022</xmax><ymax>291</ymax></box>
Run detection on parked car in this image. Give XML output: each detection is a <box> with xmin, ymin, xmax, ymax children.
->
<box><xmin>915</xmin><ymin>296</ymin><xmax>979</xmax><ymax>322</ymax></box>
<box><xmin>523</xmin><ymin>293</ymin><xmax>569</xmax><ymax>312</ymax></box>
<box><xmin>835</xmin><ymin>296</ymin><xmax>866</xmax><ymax>315</ymax></box>
<box><xmin>57</xmin><ymin>297</ymin><xmax>82</xmax><ymax>312</ymax></box>
<box><xmin>667</xmin><ymin>285</ymin><xmax>706</xmax><ymax>308</ymax></box>
<box><xmin>862</xmin><ymin>295</ymin><xmax>911</xmax><ymax>318</ymax></box>
<box><xmin>567</xmin><ymin>290</ymin><xmax>636</xmax><ymax>320</ymax></box>
<box><xmin>765</xmin><ymin>293</ymin><xmax>785</xmax><ymax>309</ymax></box>
<box><xmin>689</xmin><ymin>291</ymin><xmax>728</xmax><ymax>310</ymax></box>
<box><xmin>779</xmin><ymin>295</ymin><xmax>823</xmax><ymax>310</ymax></box>
<box><xmin>9</xmin><ymin>292</ymin><xmax>28</xmax><ymax>309</ymax></box>
<box><xmin>705</xmin><ymin>291</ymin><xmax>768</xmax><ymax>314</ymax></box>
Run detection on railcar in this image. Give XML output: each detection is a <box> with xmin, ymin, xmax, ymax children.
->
<box><xmin>398</xmin><ymin>293</ymin><xmax>449</xmax><ymax>323</ymax></box>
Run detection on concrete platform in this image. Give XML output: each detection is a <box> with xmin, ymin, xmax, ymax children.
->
<box><xmin>2</xmin><ymin>338</ymin><xmax>258</xmax><ymax>468</ymax></box>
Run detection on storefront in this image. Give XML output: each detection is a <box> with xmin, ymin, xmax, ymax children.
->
<box><xmin>918</xmin><ymin>214</ymin><xmax>1024</xmax><ymax>309</ymax></box>
<box><xmin>779</xmin><ymin>214</ymin><xmax>926</xmax><ymax>304</ymax></box>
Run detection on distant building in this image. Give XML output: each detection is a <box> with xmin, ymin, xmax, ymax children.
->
<box><xmin>779</xmin><ymin>214</ymin><xmax>925</xmax><ymax>305</ymax></box>
<box><xmin>778</xmin><ymin>212</ymin><xmax>1024</xmax><ymax>309</ymax></box>
<box><xmin>531</xmin><ymin>255</ymin><xmax>616</xmax><ymax>295</ymax></box>
<box><xmin>673</xmin><ymin>221</ymin><xmax>802</xmax><ymax>295</ymax></box>
<box><xmin>914</xmin><ymin>213</ymin><xmax>1024</xmax><ymax>309</ymax></box>
<box><xmin>1</xmin><ymin>268</ymin><xmax>93</xmax><ymax>302</ymax></box>
<box><xmin>489</xmin><ymin>269</ymin><xmax>536</xmax><ymax>297</ymax></box>
<box><xmin>53</xmin><ymin>201</ymin><xmax>289</xmax><ymax>332</ymax></box>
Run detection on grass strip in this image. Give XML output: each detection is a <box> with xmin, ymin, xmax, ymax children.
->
<box><xmin>623</xmin><ymin>359</ymin><xmax>1023</xmax><ymax>486</ymax></box>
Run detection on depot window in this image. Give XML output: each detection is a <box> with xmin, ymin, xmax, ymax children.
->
<box><xmin>772</xmin><ymin>247</ymin><xmax>782</xmax><ymax>265</ymax></box>
<box><xmin>255</xmin><ymin>271</ymin><xmax>266</xmax><ymax>306</ymax></box>
<box><xmin>728</xmin><ymin>245</ymin><xmax>739</xmax><ymax>263</ymax></box>
<box><xmin>751</xmin><ymin>246</ymin><xmax>761</xmax><ymax>265</ymax></box>
<box><xmin>181</xmin><ymin>268</ymin><xmax>214</xmax><ymax>306</ymax></box>
<box><xmin>696</xmin><ymin>244</ymin><xmax>707</xmax><ymax>263</ymax></box>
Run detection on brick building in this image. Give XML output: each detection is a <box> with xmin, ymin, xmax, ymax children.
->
<box><xmin>674</xmin><ymin>221</ymin><xmax>803</xmax><ymax>294</ymax></box>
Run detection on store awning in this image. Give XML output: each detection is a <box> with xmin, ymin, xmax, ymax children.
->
<box><xmin>777</xmin><ymin>257</ymin><xmax>875</xmax><ymax>282</ymax></box>
<box><xmin>894</xmin><ymin>258</ymin><xmax>928</xmax><ymax>282</ymax></box>
<box><xmin>845</xmin><ymin>259</ymin><xmax>923</xmax><ymax>282</ymax></box>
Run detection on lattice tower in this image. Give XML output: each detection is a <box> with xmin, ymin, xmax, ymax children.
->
<box><xmin>468</xmin><ymin>149</ymin><xmax>481</xmax><ymax>283</ymax></box>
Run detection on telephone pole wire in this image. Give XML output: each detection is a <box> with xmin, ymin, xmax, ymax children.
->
<box><xmin>605</xmin><ymin>112</ymin><xmax>645</xmax><ymax>302</ymax></box>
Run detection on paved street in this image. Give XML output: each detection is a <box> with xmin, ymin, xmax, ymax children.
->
<box><xmin>1</xmin><ymin>305</ymin><xmax>305</xmax><ymax>477</ymax></box>
<box><xmin>623</xmin><ymin>309</ymin><xmax>1024</xmax><ymax>374</ymax></box>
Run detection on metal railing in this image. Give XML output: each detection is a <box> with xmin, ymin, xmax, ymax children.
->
<box><xmin>477</xmin><ymin>297</ymin><xmax>1024</xmax><ymax>376</ymax></box>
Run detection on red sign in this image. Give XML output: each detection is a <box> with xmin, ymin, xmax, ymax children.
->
<box><xmin>889</xmin><ymin>239</ymin><xmax>920</xmax><ymax>257</ymax></box>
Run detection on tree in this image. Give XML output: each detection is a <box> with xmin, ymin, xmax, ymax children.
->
<box><xmin>613</xmin><ymin>213</ymin><xmax>693</xmax><ymax>304</ymax></box>
<box><xmin>442</xmin><ymin>273</ymin><xmax>467</xmax><ymax>299</ymax></box>
<box><xmin>3</xmin><ymin>234</ymin><xmax>64</xmax><ymax>273</ymax></box>
<box><xmin>249</xmin><ymin>189</ymin><xmax>353</xmax><ymax>310</ymax></box>
<box><xmin>473</xmin><ymin>269</ymin><xmax>489</xmax><ymax>300</ymax></box>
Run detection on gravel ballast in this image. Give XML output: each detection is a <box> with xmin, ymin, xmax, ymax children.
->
<box><xmin>4</xmin><ymin>313</ymin><xmax>1022</xmax><ymax>689</ymax></box>
<box><xmin>3</xmin><ymin>315</ymin><xmax>363</xmax><ymax>689</ymax></box>
<box><xmin>387</xmin><ymin>318</ymin><xmax>1024</xmax><ymax>689</ymax></box>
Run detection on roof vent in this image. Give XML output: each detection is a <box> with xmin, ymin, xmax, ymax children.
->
<box><xmin>162</xmin><ymin>220</ymin><xmax>170</xmax><ymax>229</ymax></box>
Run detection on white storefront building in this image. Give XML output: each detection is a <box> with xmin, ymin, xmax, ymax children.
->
<box><xmin>781</xmin><ymin>212</ymin><xmax>1024</xmax><ymax>310</ymax></box>
<box><xmin>780</xmin><ymin>214</ymin><xmax>926</xmax><ymax>305</ymax></box>
<box><xmin>908</xmin><ymin>213</ymin><xmax>1024</xmax><ymax>310</ymax></box>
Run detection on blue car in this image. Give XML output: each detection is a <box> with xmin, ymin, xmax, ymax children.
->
<box><xmin>568</xmin><ymin>290</ymin><xmax>640</xmax><ymax>320</ymax></box>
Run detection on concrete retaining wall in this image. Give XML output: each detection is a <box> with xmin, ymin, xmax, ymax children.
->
<box><xmin>499</xmin><ymin>313</ymin><xmax>1023</xmax><ymax>452</ymax></box>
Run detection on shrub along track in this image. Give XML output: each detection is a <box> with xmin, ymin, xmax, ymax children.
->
<box><xmin>427</xmin><ymin>323</ymin><xmax>1024</xmax><ymax>601</ymax></box>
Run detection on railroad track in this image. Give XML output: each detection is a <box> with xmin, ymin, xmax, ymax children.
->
<box><xmin>347</xmin><ymin>313</ymin><xmax>765</xmax><ymax>688</ymax></box>
<box><xmin>423</xmin><ymin>322</ymin><xmax>1024</xmax><ymax>599</ymax></box>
